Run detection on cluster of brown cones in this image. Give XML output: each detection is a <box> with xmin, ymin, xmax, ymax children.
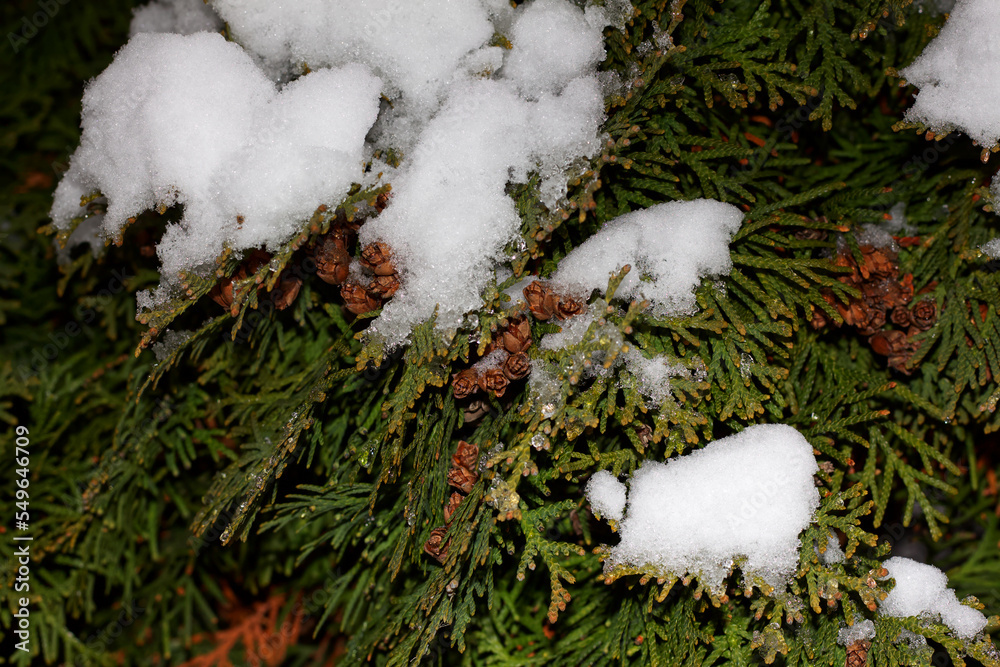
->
<box><xmin>310</xmin><ymin>198</ymin><xmax>399</xmax><ymax>315</ymax></box>
<box><xmin>453</xmin><ymin>316</ymin><xmax>533</xmax><ymax>400</ymax></box>
<box><xmin>209</xmin><ymin>249</ymin><xmax>303</xmax><ymax>314</ymax></box>
<box><xmin>424</xmin><ymin>441</ymin><xmax>479</xmax><ymax>563</ymax></box>
<box><xmin>208</xmin><ymin>194</ymin><xmax>398</xmax><ymax>319</ymax></box>
<box><xmin>523</xmin><ymin>280</ymin><xmax>585</xmax><ymax>320</ymax></box>
<box><xmin>812</xmin><ymin>239</ymin><xmax>936</xmax><ymax>373</ymax></box>
<box><xmin>450</xmin><ymin>280</ymin><xmax>584</xmax><ymax>402</ymax></box>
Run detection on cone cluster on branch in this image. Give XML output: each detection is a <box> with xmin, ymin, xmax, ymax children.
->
<box><xmin>812</xmin><ymin>237</ymin><xmax>936</xmax><ymax>373</ymax></box>
<box><xmin>450</xmin><ymin>280</ymin><xmax>586</xmax><ymax>401</ymax></box>
<box><xmin>424</xmin><ymin>441</ymin><xmax>480</xmax><ymax>564</ymax></box>
<box><xmin>207</xmin><ymin>197</ymin><xmax>401</xmax><ymax>319</ymax></box>
<box><xmin>452</xmin><ymin>316</ymin><xmax>534</xmax><ymax>401</ymax></box>
<box><xmin>523</xmin><ymin>280</ymin><xmax>585</xmax><ymax>320</ymax></box>
<box><xmin>341</xmin><ymin>241</ymin><xmax>399</xmax><ymax>314</ymax></box>
<box><xmin>209</xmin><ymin>249</ymin><xmax>302</xmax><ymax>314</ymax></box>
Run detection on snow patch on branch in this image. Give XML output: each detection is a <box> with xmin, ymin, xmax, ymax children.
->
<box><xmin>878</xmin><ymin>557</ymin><xmax>987</xmax><ymax>639</ymax></box>
<box><xmin>588</xmin><ymin>424</ymin><xmax>820</xmax><ymax>590</ymax></box>
<box><xmin>51</xmin><ymin>32</ymin><xmax>381</xmax><ymax>282</ymax></box>
<box><xmin>552</xmin><ymin>199</ymin><xmax>744</xmax><ymax>317</ymax></box>
<box><xmin>901</xmin><ymin>0</ymin><xmax>1000</xmax><ymax>149</ymax></box>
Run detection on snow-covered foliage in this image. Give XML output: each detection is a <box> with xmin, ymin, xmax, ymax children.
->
<box><xmin>879</xmin><ymin>557</ymin><xmax>987</xmax><ymax>639</ymax></box>
<box><xmin>980</xmin><ymin>238</ymin><xmax>1000</xmax><ymax>259</ymax></box>
<box><xmin>552</xmin><ymin>199</ymin><xmax>743</xmax><ymax>316</ymax></box>
<box><xmin>51</xmin><ymin>32</ymin><xmax>381</xmax><ymax>279</ymax></box>
<box><xmin>837</xmin><ymin>619</ymin><xmax>876</xmax><ymax>646</ymax></box>
<box><xmin>901</xmin><ymin>0</ymin><xmax>1000</xmax><ymax>149</ymax></box>
<box><xmin>52</xmin><ymin>0</ymin><xmax>743</xmax><ymax>347</ymax></box>
<box><xmin>587</xmin><ymin>424</ymin><xmax>820</xmax><ymax>590</ymax></box>
<box><xmin>620</xmin><ymin>348</ymin><xmax>689</xmax><ymax>407</ymax></box>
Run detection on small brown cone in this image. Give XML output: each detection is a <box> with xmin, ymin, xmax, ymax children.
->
<box><xmin>423</xmin><ymin>526</ymin><xmax>449</xmax><ymax>563</ymax></box>
<box><xmin>368</xmin><ymin>273</ymin><xmax>401</xmax><ymax>298</ymax></box>
<box><xmin>452</xmin><ymin>441</ymin><xmax>479</xmax><ymax>472</ymax></box>
<box><xmin>911</xmin><ymin>298</ymin><xmax>937</xmax><ymax>330</ymax></box>
<box><xmin>340</xmin><ymin>282</ymin><xmax>381</xmax><ymax>315</ymax></box>
<box><xmin>870</xmin><ymin>329</ymin><xmax>908</xmax><ymax>357</ymax></box>
<box><xmin>443</xmin><ymin>492</ymin><xmax>464</xmax><ymax>523</ymax></box>
<box><xmin>845</xmin><ymin>639</ymin><xmax>870</xmax><ymax>667</ymax></box>
<box><xmin>478</xmin><ymin>367</ymin><xmax>510</xmax><ymax>398</ymax></box>
<box><xmin>313</xmin><ymin>234</ymin><xmax>351</xmax><ymax>285</ymax></box>
<box><xmin>502</xmin><ymin>317</ymin><xmax>532</xmax><ymax>353</ymax></box>
<box><xmin>452</xmin><ymin>369</ymin><xmax>479</xmax><ymax>399</ymax></box>
<box><xmin>272</xmin><ymin>274</ymin><xmax>302</xmax><ymax>310</ymax></box>
<box><xmin>858</xmin><ymin>243</ymin><xmax>898</xmax><ymax>279</ymax></box>
<box><xmin>855</xmin><ymin>305</ymin><xmax>886</xmax><ymax>337</ymax></box>
<box><xmin>209</xmin><ymin>277</ymin><xmax>236</xmax><ymax>310</ymax></box>
<box><xmin>889</xmin><ymin>305</ymin><xmax>911</xmax><ymax>328</ymax></box>
<box><xmin>360</xmin><ymin>241</ymin><xmax>396</xmax><ymax>276</ymax></box>
<box><xmin>555</xmin><ymin>295</ymin><xmax>585</xmax><ymax>320</ymax></box>
<box><xmin>447</xmin><ymin>467</ymin><xmax>477</xmax><ymax>494</ymax></box>
<box><xmin>524</xmin><ymin>281</ymin><xmax>557</xmax><ymax>320</ymax></box>
<box><xmin>502</xmin><ymin>352</ymin><xmax>531</xmax><ymax>380</ymax></box>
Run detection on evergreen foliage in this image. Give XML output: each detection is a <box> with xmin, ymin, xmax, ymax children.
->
<box><xmin>2</xmin><ymin>1</ymin><xmax>1000</xmax><ymax>666</ymax></box>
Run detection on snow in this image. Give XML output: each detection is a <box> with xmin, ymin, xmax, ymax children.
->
<box><xmin>473</xmin><ymin>348</ymin><xmax>507</xmax><ymax>372</ymax></box>
<box><xmin>621</xmin><ymin>348</ymin><xmax>687</xmax><ymax>407</ymax></box>
<box><xmin>915</xmin><ymin>0</ymin><xmax>957</xmax><ymax>16</ymax></box>
<box><xmin>130</xmin><ymin>0</ymin><xmax>222</xmax><ymax>37</ymax></box>
<box><xmin>528</xmin><ymin>359</ymin><xmax>563</xmax><ymax>419</ymax></box>
<box><xmin>50</xmin><ymin>1</ymin><xmax>744</xmax><ymax>350</ymax></box>
<box><xmin>818</xmin><ymin>532</ymin><xmax>845</xmax><ymax>565</ymax></box>
<box><xmin>881</xmin><ymin>202</ymin><xmax>915</xmax><ymax>236</ymax></box>
<box><xmin>857</xmin><ymin>224</ymin><xmax>897</xmax><ymax>251</ymax></box>
<box><xmin>586</xmin><ymin>470</ymin><xmax>627</xmax><ymax>522</ymax></box>
<box><xmin>552</xmin><ymin>200</ymin><xmax>744</xmax><ymax>316</ymax></box>
<box><xmin>901</xmin><ymin>0</ymin><xmax>1000</xmax><ymax>149</ymax></box>
<box><xmin>980</xmin><ymin>238</ymin><xmax>1000</xmax><ymax>259</ymax></box>
<box><xmin>210</xmin><ymin>0</ymin><xmax>495</xmax><ymax>115</ymax></box>
<box><xmin>879</xmin><ymin>557</ymin><xmax>987</xmax><ymax>639</ymax></box>
<box><xmin>56</xmin><ymin>215</ymin><xmax>104</xmax><ymax>262</ymax></box>
<box><xmin>359</xmin><ymin>73</ymin><xmax>604</xmax><ymax>345</ymax></box>
<box><xmin>503</xmin><ymin>0</ymin><xmax>608</xmax><ymax>99</ymax></box>
<box><xmin>590</xmin><ymin>424</ymin><xmax>820</xmax><ymax>590</ymax></box>
<box><xmin>837</xmin><ymin>620</ymin><xmax>875</xmax><ymax>646</ymax></box>
<box><xmin>51</xmin><ymin>32</ymin><xmax>381</xmax><ymax>282</ymax></box>
<box><xmin>350</xmin><ymin>0</ymin><xmax>618</xmax><ymax>346</ymax></box>
<box><xmin>540</xmin><ymin>310</ymin><xmax>596</xmax><ymax>350</ymax></box>
<box><xmin>152</xmin><ymin>329</ymin><xmax>193</xmax><ymax>362</ymax></box>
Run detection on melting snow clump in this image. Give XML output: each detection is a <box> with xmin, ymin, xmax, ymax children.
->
<box><xmin>210</xmin><ymin>0</ymin><xmax>495</xmax><ymax>113</ymax></box>
<box><xmin>879</xmin><ymin>557</ymin><xmax>987</xmax><ymax>639</ymax></box>
<box><xmin>818</xmin><ymin>532</ymin><xmax>845</xmax><ymax>565</ymax></box>
<box><xmin>539</xmin><ymin>309</ymin><xmax>596</xmax><ymax>350</ymax></box>
<box><xmin>588</xmin><ymin>424</ymin><xmax>819</xmax><ymax>590</ymax></box>
<box><xmin>980</xmin><ymin>238</ymin><xmax>1000</xmax><ymax>259</ymax></box>
<box><xmin>901</xmin><ymin>0</ymin><xmax>1000</xmax><ymax>149</ymax></box>
<box><xmin>621</xmin><ymin>348</ymin><xmax>689</xmax><ymax>407</ymax></box>
<box><xmin>152</xmin><ymin>329</ymin><xmax>193</xmax><ymax>362</ymax></box>
<box><xmin>503</xmin><ymin>0</ymin><xmax>608</xmax><ymax>99</ymax></box>
<box><xmin>553</xmin><ymin>200</ymin><xmax>744</xmax><ymax>316</ymax></box>
<box><xmin>837</xmin><ymin>620</ymin><xmax>875</xmax><ymax>646</ymax></box>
